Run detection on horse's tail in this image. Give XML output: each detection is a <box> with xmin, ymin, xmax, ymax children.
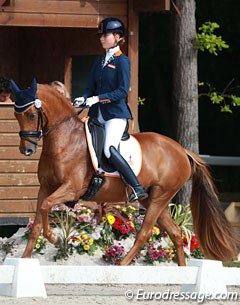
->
<box><xmin>185</xmin><ymin>149</ymin><xmax>238</xmax><ymax>261</ymax></box>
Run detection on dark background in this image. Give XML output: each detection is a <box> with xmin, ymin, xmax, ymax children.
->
<box><xmin>138</xmin><ymin>1</ymin><xmax>240</xmax><ymax>194</ymax></box>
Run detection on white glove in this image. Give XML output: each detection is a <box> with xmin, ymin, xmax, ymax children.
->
<box><xmin>73</xmin><ymin>96</ymin><xmax>85</xmax><ymax>107</ymax></box>
<box><xmin>85</xmin><ymin>96</ymin><xmax>99</xmax><ymax>107</ymax></box>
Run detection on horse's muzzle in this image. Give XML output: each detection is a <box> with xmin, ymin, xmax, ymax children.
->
<box><xmin>19</xmin><ymin>144</ymin><xmax>37</xmax><ymax>156</ymax></box>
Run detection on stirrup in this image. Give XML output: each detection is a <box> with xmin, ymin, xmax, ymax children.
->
<box><xmin>126</xmin><ymin>185</ymin><xmax>148</xmax><ymax>203</ymax></box>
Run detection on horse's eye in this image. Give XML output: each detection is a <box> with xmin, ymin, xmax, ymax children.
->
<box><xmin>29</xmin><ymin>112</ymin><xmax>37</xmax><ymax>121</ymax></box>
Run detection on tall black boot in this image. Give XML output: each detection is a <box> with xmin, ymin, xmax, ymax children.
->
<box><xmin>109</xmin><ymin>146</ymin><xmax>148</xmax><ymax>203</ymax></box>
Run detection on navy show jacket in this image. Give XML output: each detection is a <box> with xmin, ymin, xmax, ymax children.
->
<box><xmin>83</xmin><ymin>50</ymin><xmax>133</xmax><ymax>120</ymax></box>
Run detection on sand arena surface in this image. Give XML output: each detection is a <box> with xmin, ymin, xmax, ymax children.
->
<box><xmin>0</xmin><ymin>284</ymin><xmax>239</xmax><ymax>305</ymax></box>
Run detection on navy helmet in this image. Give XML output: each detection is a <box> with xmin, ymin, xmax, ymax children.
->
<box><xmin>97</xmin><ymin>17</ymin><xmax>125</xmax><ymax>36</ymax></box>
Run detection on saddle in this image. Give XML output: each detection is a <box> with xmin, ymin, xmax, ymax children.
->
<box><xmin>87</xmin><ymin>117</ymin><xmax>130</xmax><ymax>172</ymax></box>
<box><xmin>81</xmin><ymin>117</ymin><xmax>130</xmax><ymax>201</ymax></box>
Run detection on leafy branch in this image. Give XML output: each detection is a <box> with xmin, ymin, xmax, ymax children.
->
<box><xmin>193</xmin><ymin>21</ymin><xmax>229</xmax><ymax>55</ymax></box>
<box><xmin>198</xmin><ymin>80</ymin><xmax>240</xmax><ymax>113</ymax></box>
<box><xmin>194</xmin><ymin>21</ymin><xmax>240</xmax><ymax>112</ymax></box>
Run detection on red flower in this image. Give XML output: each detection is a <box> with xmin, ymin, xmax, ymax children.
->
<box><xmin>190</xmin><ymin>235</ymin><xmax>199</xmax><ymax>252</ymax></box>
<box><xmin>71</xmin><ymin>236</ymin><xmax>78</xmax><ymax>241</ymax></box>
<box><xmin>112</xmin><ymin>217</ymin><xmax>134</xmax><ymax>235</ymax></box>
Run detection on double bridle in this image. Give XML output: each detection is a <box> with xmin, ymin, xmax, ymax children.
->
<box><xmin>18</xmin><ymin>99</ymin><xmax>85</xmax><ymax>146</ymax></box>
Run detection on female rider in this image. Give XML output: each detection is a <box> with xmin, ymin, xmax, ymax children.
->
<box><xmin>74</xmin><ymin>17</ymin><xmax>147</xmax><ymax>203</ymax></box>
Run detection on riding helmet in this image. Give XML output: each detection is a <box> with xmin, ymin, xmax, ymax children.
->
<box><xmin>97</xmin><ymin>17</ymin><xmax>125</xmax><ymax>36</ymax></box>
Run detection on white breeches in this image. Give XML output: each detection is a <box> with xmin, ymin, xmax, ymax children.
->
<box><xmin>98</xmin><ymin>110</ymin><xmax>127</xmax><ymax>158</ymax></box>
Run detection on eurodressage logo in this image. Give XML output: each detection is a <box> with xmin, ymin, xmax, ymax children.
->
<box><xmin>124</xmin><ymin>289</ymin><xmax>239</xmax><ymax>303</ymax></box>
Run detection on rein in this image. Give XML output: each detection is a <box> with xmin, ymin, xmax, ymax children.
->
<box><xmin>19</xmin><ymin>104</ymin><xmax>86</xmax><ymax>145</ymax></box>
<box><xmin>42</xmin><ymin>108</ymin><xmax>85</xmax><ymax>137</ymax></box>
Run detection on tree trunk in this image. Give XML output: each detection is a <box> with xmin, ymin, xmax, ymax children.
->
<box><xmin>171</xmin><ymin>0</ymin><xmax>198</xmax><ymax>204</ymax></box>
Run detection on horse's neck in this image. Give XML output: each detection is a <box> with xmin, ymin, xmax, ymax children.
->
<box><xmin>42</xmin><ymin>118</ymin><xmax>86</xmax><ymax>155</ymax></box>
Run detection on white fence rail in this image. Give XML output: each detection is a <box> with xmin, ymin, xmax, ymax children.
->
<box><xmin>0</xmin><ymin>258</ymin><xmax>239</xmax><ymax>298</ymax></box>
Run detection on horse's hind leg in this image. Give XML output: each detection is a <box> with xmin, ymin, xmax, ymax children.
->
<box><xmin>120</xmin><ymin>186</ymin><xmax>173</xmax><ymax>266</ymax></box>
<box><xmin>157</xmin><ymin>207</ymin><xmax>186</xmax><ymax>266</ymax></box>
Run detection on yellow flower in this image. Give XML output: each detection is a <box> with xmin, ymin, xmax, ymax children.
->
<box><xmin>129</xmin><ymin>221</ymin><xmax>135</xmax><ymax>228</ymax></box>
<box><xmin>83</xmin><ymin>244</ymin><xmax>90</xmax><ymax>251</ymax></box>
<box><xmin>106</xmin><ymin>214</ymin><xmax>115</xmax><ymax>225</ymax></box>
<box><xmin>128</xmin><ymin>213</ymin><xmax>133</xmax><ymax>219</ymax></box>
<box><xmin>102</xmin><ymin>216</ymin><xmax>107</xmax><ymax>222</ymax></box>
<box><xmin>122</xmin><ymin>207</ymin><xmax>127</xmax><ymax>212</ymax></box>
<box><xmin>35</xmin><ymin>243</ymin><xmax>40</xmax><ymax>249</ymax></box>
<box><xmin>129</xmin><ymin>206</ymin><xmax>136</xmax><ymax>211</ymax></box>
<box><xmin>81</xmin><ymin>234</ymin><xmax>88</xmax><ymax>240</ymax></box>
<box><xmin>152</xmin><ymin>226</ymin><xmax>160</xmax><ymax>235</ymax></box>
<box><xmin>88</xmin><ymin>238</ymin><xmax>94</xmax><ymax>245</ymax></box>
<box><xmin>38</xmin><ymin>235</ymin><xmax>43</xmax><ymax>240</ymax></box>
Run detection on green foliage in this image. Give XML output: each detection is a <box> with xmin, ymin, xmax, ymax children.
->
<box><xmin>138</xmin><ymin>97</ymin><xmax>146</xmax><ymax>106</ymax></box>
<box><xmin>194</xmin><ymin>21</ymin><xmax>229</xmax><ymax>55</ymax></box>
<box><xmin>199</xmin><ymin>80</ymin><xmax>240</xmax><ymax>113</ymax></box>
<box><xmin>191</xmin><ymin>247</ymin><xmax>205</xmax><ymax>259</ymax></box>
<box><xmin>169</xmin><ymin>203</ymin><xmax>193</xmax><ymax>242</ymax></box>
<box><xmin>195</xmin><ymin>22</ymin><xmax>240</xmax><ymax>113</ymax></box>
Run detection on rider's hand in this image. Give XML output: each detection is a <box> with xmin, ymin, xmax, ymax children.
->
<box><xmin>73</xmin><ymin>96</ymin><xmax>85</xmax><ymax>107</ymax></box>
<box><xmin>85</xmin><ymin>96</ymin><xmax>99</xmax><ymax>107</ymax></box>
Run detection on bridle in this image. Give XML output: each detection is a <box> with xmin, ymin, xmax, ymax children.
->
<box><xmin>19</xmin><ymin>105</ymin><xmax>47</xmax><ymax>146</ymax></box>
<box><xmin>18</xmin><ymin>98</ymin><xmax>85</xmax><ymax>146</ymax></box>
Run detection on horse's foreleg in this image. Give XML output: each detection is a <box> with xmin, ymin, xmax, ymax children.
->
<box><xmin>22</xmin><ymin>212</ymin><xmax>43</xmax><ymax>258</ymax></box>
<box><xmin>21</xmin><ymin>188</ymin><xmax>48</xmax><ymax>258</ymax></box>
<box><xmin>40</xmin><ymin>183</ymin><xmax>76</xmax><ymax>244</ymax></box>
<box><xmin>157</xmin><ymin>207</ymin><xmax>186</xmax><ymax>266</ymax></box>
<box><xmin>120</xmin><ymin>187</ymin><xmax>171</xmax><ymax>266</ymax></box>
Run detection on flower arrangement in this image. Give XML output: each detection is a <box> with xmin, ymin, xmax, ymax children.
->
<box><xmin>102</xmin><ymin>243</ymin><xmax>126</xmax><ymax>264</ymax></box>
<box><xmin>189</xmin><ymin>234</ymin><xmax>204</xmax><ymax>259</ymax></box>
<box><xmin>98</xmin><ymin>205</ymin><xmax>137</xmax><ymax>248</ymax></box>
<box><xmin>50</xmin><ymin>204</ymin><xmax>97</xmax><ymax>261</ymax></box>
<box><xmin>143</xmin><ymin>241</ymin><xmax>171</xmax><ymax>264</ymax></box>
<box><xmin>70</xmin><ymin>233</ymin><xmax>97</xmax><ymax>256</ymax></box>
<box><xmin>21</xmin><ymin>203</ymin><xmax>203</xmax><ymax>264</ymax></box>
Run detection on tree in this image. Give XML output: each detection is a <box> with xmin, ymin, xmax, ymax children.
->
<box><xmin>171</xmin><ymin>0</ymin><xmax>198</xmax><ymax>204</ymax></box>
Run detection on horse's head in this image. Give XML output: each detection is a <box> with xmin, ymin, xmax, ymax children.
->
<box><xmin>10</xmin><ymin>79</ymin><xmax>45</xmax><ymax>156</ymax></box>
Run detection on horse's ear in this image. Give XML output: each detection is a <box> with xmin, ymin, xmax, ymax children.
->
<box><xmin>9</xmin><ymin>79</ymin><xmax>21</xmax><ymax>95</ymax></box>
<box><xmin>30</xmin><ymin>78</ymin><xmax>37</xmax><ymax>97</ymax></box>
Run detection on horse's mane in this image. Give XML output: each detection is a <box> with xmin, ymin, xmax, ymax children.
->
<box><xmin>37</xmin><ymin>84</ymin><xmax>75</xmax><ymax>114</ymax></box>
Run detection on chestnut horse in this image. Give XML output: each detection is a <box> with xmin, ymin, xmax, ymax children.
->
<box><xmin>12</xmin><ymin>80</ymin><xmax>237</xmax><ymax>265</ymax></box>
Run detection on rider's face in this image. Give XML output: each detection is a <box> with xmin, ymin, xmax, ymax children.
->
<box><xmin>0</xmin><ymin>92</ymin><xmax>11</xmax><ymax>102</ymax></box>
<box><xmin>99</xmin><ymin>33</ymin><xmax>120</xmax><ymax>49</ymax></box>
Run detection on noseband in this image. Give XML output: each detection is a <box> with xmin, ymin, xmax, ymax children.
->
<box><xmin>18</xmin><ymin>99</ymin><xmax>84</xmax><ymax>146</ymax></box>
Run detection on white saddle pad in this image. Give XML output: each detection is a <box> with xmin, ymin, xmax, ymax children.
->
<box><xmin>84</xmin><ymin>119</ymin><xmax>142</xmax><ymax>177</ymax></box>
